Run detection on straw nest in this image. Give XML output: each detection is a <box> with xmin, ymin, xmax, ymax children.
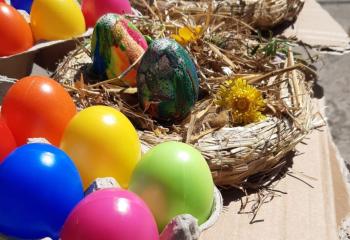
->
<box><xmin>130</xmin><ymin>0</ymin><xmax>305</xmax><ymax>28</ymax></box>
<box><xmin>54</xmin><ymin>1</ymin><xmax>321</xmax><ymax>188</ymax></box>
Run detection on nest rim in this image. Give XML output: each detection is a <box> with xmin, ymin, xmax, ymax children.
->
<box><xmin>52</xmin><ymin>5</ymin><xmax>319</xmax><ymax>189</ymax></box>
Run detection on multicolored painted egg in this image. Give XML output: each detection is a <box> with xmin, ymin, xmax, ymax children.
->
<box><xmin>91</xmin><ymin>14</ymin><xmax>148</xmax><ymax>87</ymax></box>
<box><xmin>137</xmin><ymin>38</ymin><xmax>199</xmax><ymax>122</ymax></box>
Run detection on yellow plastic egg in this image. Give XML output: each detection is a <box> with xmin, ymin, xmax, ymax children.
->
<box><xmin>30</xmin><ymin>0</ymin><xmax>86</xmax><ymax>41</ymax></box>
<box><xmin>60</xmin><ymin>106</ymin><xmax>141</xmax><ymax>189</ymax></box>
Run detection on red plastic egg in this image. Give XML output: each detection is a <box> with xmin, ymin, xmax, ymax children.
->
<box><xmin>0</xmin><ymin>113</ymin><xmax>16</xmax><ymax>163</ymax></box>
<box><xmin>0</xmin><ymin>3</ymin><xmax>33</xmax><ymax>56</ymax></box>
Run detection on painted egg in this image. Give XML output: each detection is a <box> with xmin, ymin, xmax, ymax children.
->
<box><xmin>137</xmin><ymin>38</ymin><xmax>199</xmax><ymax>122</ymax></box>
<box><xmin>91</xmin><ymin>14</ymin><xmax>148</xmax><ymax>87</ymax></box>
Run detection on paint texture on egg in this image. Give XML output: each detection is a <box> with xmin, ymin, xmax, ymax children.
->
<box><xmin>137</xmin><ymin>38</ymin><xmax>199</xmax><ymax>122</ymax></box>
<box><xmin>91</xmin><ymin>14</ymin><xmax>148</xmax><ymax>87</ymax></box>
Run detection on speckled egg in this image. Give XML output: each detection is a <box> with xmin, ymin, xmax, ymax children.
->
<box><xmin>137</xmin><ymin>38</ymin><xmax>199</xmax><ymax>122</ymax></box>
<box><xmin>91</xmin><ymin>14</ymin><xmax>148</xmax><ymax>87</ymax></box>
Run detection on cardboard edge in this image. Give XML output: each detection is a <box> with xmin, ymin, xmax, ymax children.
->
<box><xmin>282</xmin><ymin>0</ymin><xmax>350</xmax><ymax>54</ymax></box>
<box><xmin>0</xmin><ymin>29</ymin><xmax>93</xmax><ymax>60</ymax></box>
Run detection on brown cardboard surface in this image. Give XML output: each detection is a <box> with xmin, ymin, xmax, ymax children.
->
<box><xmin>283</xmin><ymin>0</ymin><xmax>350</xmax><ymax>53</ymax></box>
<box><xmin>0</xmin><ymin>29</ymin><xmax>93</xmax><ymax>78</ymax></box>
<box><xmin>34</xmin><ymin>39</ymin><xmax>80</xmax><ymax>72</ymax></box>
<box><xmin>0</xmin><ymin>29</ymin><xmax>93</xmax><ymax>60</ymax></box>
<box><xmin>200</xmin><ymin>99</ymin><xmax>350</xmax><ymax>240</ymax></box>
<box><xmin>0</xmin><ymin>52</ymin><xmax>36</xmax><ymax>79</ymax></box>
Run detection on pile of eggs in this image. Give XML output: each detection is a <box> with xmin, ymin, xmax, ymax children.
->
<box><xmin>0</xmin><ymin>77</ymin><xmax>213</xmax><ymax>239</ymax></box>
<box><xmin>0</xmin><ymin>0</ymin><xmax>133</xmax><ymax>57</ymax></box>
<box><xmin>91</xmin><ymin>14</ymin><xmax>200</xmax><ymax>122</ymax></box>
<box><xmin>0</xmin><ymin>1</ymin><xmax>214</xmax><ymax>239</ymax></box>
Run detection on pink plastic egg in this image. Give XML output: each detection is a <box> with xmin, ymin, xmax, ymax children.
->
<box><xmin>81</xmin><ymin>0</ymin><xmax>132</xmax><ymax>27</ymax></box>
<box><xmin>61</xmin><ymin>188</ymin><xmax>159</xmax><ymax>240</ymax></box>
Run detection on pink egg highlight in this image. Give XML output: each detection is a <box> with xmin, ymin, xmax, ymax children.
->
<box><xmin>61</xmin><ymin>188</ymin><xmax>159</xmax><ymax>240</ymax></box>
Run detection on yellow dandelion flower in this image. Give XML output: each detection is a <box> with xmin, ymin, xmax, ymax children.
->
<box><xmin>215</xmin><ymin>78</ymin><xmax>266</xmax><ymax>125</ymax></box>
<box><xmin>171</xmin><ymin>26</ymin><xmax>202</xmax><ymax>45</ymax></box>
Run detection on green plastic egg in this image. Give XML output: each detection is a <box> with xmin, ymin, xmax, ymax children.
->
<box><xmin>129</xmin><ymin>141</ymin><xmax>214</xmax><ymax>232</ymax></box>
<box><xmin>137</xmin><ymin>38</ymin><xmax>200</xmax><ymax>122</ymax></box>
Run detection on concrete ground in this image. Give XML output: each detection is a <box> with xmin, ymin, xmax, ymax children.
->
<box><xmin>317</xmin><ymin>1</ymin><xmax>350</xmax><ymax>166</ymax></box>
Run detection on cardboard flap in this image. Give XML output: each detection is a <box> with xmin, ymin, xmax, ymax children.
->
<box><xmin>283</xmin><ymin>0</ymin><xmax>350</xmax><ymax>53</ymax></box>
<box><xmin>201</xmin><ymin>99</ymin><xmax>350</xmax><ymax>240</ymax></box>
<box><xmin>0</xmin><ymin>29</ymin><xmax>93</xmax><ymax>60</ymax></box>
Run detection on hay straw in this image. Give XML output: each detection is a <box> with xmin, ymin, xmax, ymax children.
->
<box><xmin>130</xmin><ymin>0</ymin><xmax>305</xmax><ymax>28</ymax></box>
<box><xmin>53</xmin><ymin>1</ymin><xmax>322</xmax><ymax>188</ymax></box>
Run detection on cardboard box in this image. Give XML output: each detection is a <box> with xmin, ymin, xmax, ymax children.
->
<box><xmin>0</xmin><ymin>30</ymin><xmax>92</xmax><ymax>78</ymax></box>
<box><xmin>1</xmin><ymin>1</ymin><xmax>350</xmax><ymax>239</ymax></box>
<box><xmin>200</xmin><ymin>98</ymin><xmax>350</xmax><ymax>240</ymax></box>
<box><xmin>282</xmin><ymin>0</ymin><xmax>350</xmax><ymax>54</ymax></box>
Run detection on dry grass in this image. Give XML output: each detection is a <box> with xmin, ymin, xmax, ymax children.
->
<box><xmin>53</xmin><ymin>0</ymin><xmax>323</xmax><ymax>189</ymax></box>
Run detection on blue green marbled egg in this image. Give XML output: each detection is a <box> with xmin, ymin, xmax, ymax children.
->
<box><xmin>137</xmin><ymin>38</ymin><xmax>200</xmax><ymax>122</ymax></box>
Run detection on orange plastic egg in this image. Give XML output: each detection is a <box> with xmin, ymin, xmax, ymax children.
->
<box><xmin>0</xmin><ymin>3</ymin><xmax>34</xmax><ymax>56</ymax></box>
<box><xmin>1</xmin><ymin>76</ymin><xmax>77</xmax><ymax>146</ymax></box>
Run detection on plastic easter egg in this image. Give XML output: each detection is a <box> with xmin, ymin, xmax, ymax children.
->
<box><xmin>30</xmin><ymin>0</ymin><xmax>85</xmax><ymax>41</ymax></box>
<box><xmin>61</xmin><ymin>188</ymin><xmax>159</xmax><ymax>240</ymax></box>
<box><xmin>137</xmin><ymin>38</ymin><xmax>199</xmax><ymax>122</ymax></box>
<box><xmin>60</xmin><ymin>106</ymin><xmax>141</xmax><ymax>189</ymax></box>
<box><xmin>0</xmin><ymin>3</ymin><xmax>33</xmax><ymax>56</ymax></box>
<box><xmin>1</xmin><ymin>76</ymin><xmax>77</xmax><ymax>146</ymax></box>
<box><xmin>129</xmin><ymin>141</ymin><xmax>214</xmax><ymax>232</ymax></box>
<box><xmin>11</xmin><ymin>0</ymin><xmax>33</xmax><ymax>13</ymax></box>
<box><xmin>0</xmin><ymin>114</ymin><xmax>16</xmax><ymax>163</ymax></box>
<box><xmin>82</xmin><ymin>0</ymin><xmax>132</xmax><ymax>27</ymax></box>
<box><xmin>91</xmin><ymin>14</ymin><xmax>147</xmax><ymax>87</ymax></box>
<box><xmin>0</xmin><ymin>143</ymin><xmax>84</xmax><ymax>239</ymax></box>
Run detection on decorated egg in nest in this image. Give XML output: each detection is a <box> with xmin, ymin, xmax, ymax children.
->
<box><xmin>137</xmin><ymin>38</ymin><xmax>199</xmax><ymax>122</ymax></box>
<box><xmin>91</xmin><ymin>14</ymin><xmax>148</xmax><ymax>87</ymax></box>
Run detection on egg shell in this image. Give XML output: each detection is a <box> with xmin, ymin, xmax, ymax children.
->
<box><xmin>137</xmin><ymin>38</ymin><xmax>200</xmax><ymax>122</ymax></box>
<box><xmin>0</xmin><ymin>3</ymin><xmax>33</xmax><ymax>56</ymax></box>
<box><xmin>30</xmin><ymin>0</ymin><xmax>86</xmax><ymax>41</ymax></box>
<box><xmin>11</xmin><ymin>0</ymin><xmax>33</xmax><ymax>13</ymax></box>
<box><xmin>60</xmin><ymin>189</ymin><xmax>159</xmax><ymax>240</ymax></box>
<box><xmin>129</xmin><ymin>141</ymin><xmax>214</xmax><ymax>232</ymax></box>
<box><xmin>91</xmin><ymin>14</ymin><xmax>147</xmax><ymax>87</ymax></box>
<box><xmin>0</xmin><ymin>114</ymin><xmax>16</xmax><ymax>163</ymax></box>
<box><xmin>1</xmin><ymin>76</ymin><xmax>77</xmax><ymax>146</ymax></box>
<box><xmin>81</xmin><ymin>0</ymin><xmax>132</xmax><ymax>27</ymax></box>
<box><xmin>60</xmin><ymin>106</ymin><xmax>141</xmax><ymax>189</ymax></box>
